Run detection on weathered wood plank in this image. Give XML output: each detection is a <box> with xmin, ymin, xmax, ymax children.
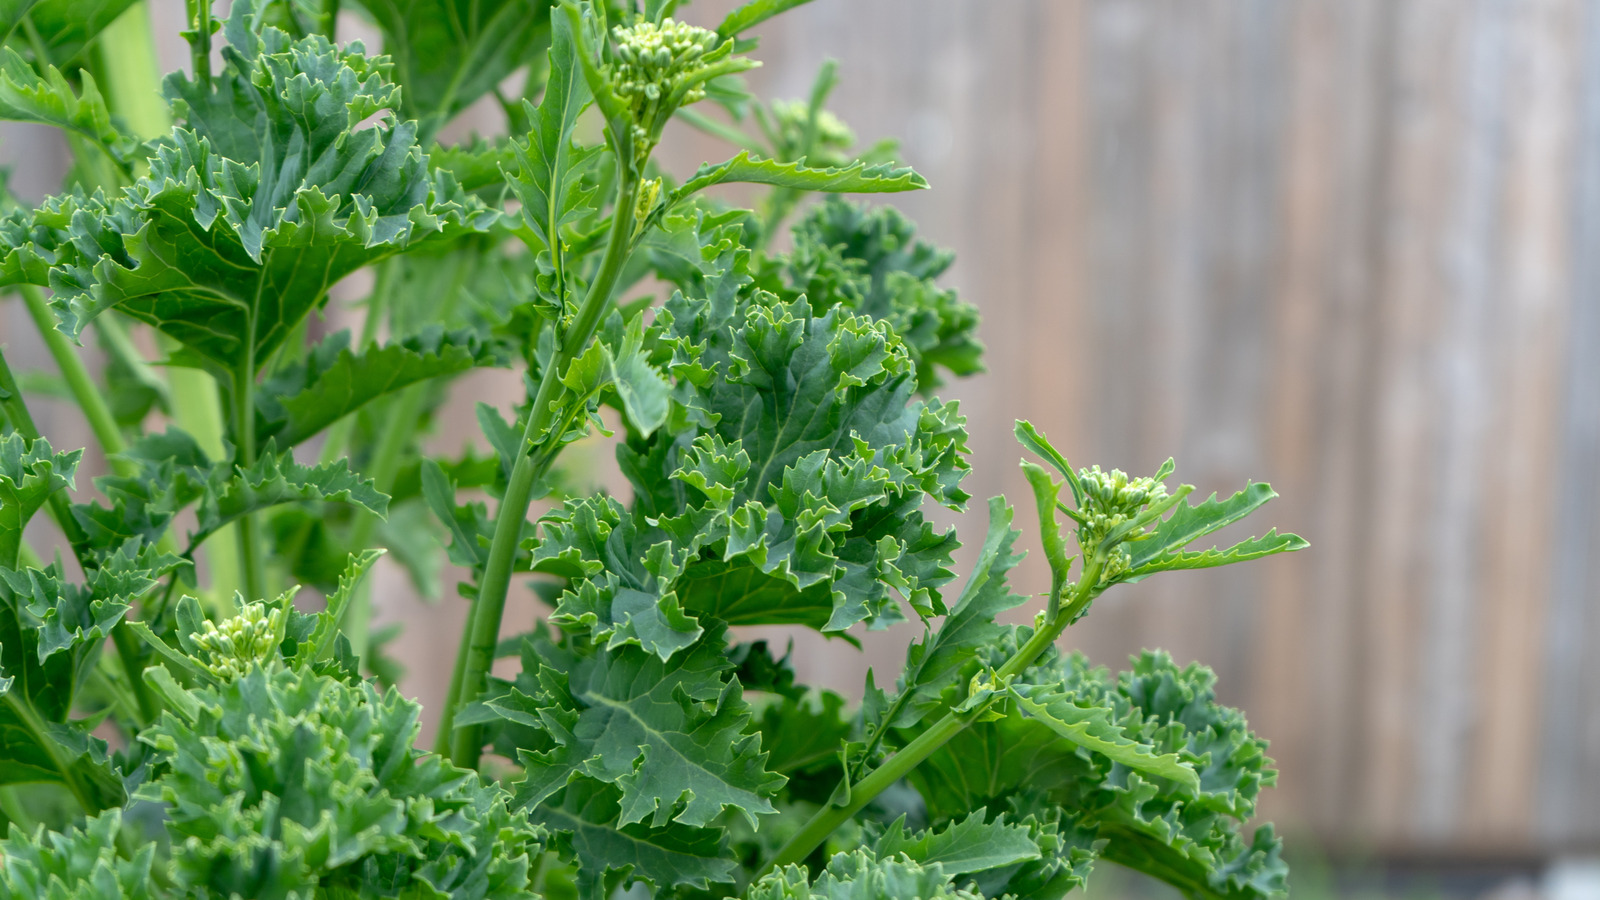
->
<box><xmin>1538</xmin><ymin>0</ymin><xmax>1600</xmax><ymax>845</ymax></box>
<box><xmin>1465</xmin><ymin>0</ymin><xmax>1580</xmax><ymax>842</ymax></box>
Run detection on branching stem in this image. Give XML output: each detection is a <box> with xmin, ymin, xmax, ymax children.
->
<box><xmin>439</xmin><ymin>166</ymin><xmax>642</xmax><ymax>766</ymax></box>
<box><xmin>758</xmin><ymin>552</ymin><xmax>1108</xmax><ymax>879</ymax></box>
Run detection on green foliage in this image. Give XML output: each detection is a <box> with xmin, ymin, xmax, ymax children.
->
<box><xmin>910</xmin><ymin>648</ymin><xmax>1286</xmax><ymax>900</ymax></box>
<box><xmin>138</xmin><ymin>666</ymin><xmax>543</xmax><ymax>899</ymax></box>
<box><xmin>0</xmin><ymin>0</ymin><xmax>137</xmax><ymax>65</ymax></box>
<box><xmin>1</xmin><ymin>6</ymin><xmax>492</xmax><ymax>373</ymax></box>
<box><xmin>756</xmin><ymin>197</ymin><xmax>983</xmax><ymax>390</ymax></box>
<box><xmin>0</xmin><ymin>3</ymin><xmax>1302</xmax><ymax>899</ymax></box>
<box><xmin>256</xmin><ymin>328</ymin><xmax>506</xmax><ymax>447</ymax></box>
<box><xmin>0</xmin><ymin>48</ymin><xmax>134</xmax><ymax>169</ymax></box>
<box><xmin>531</xmin><ymin>265</ymin><xmax>970</xmax><ymax>660</ymax></box>
<box><xmin>749</xmin><ymin>849</ymin><xmax>986</xmax><ymax>900</ymax></box>
<box><xmin>351</xmin><ymin>0</ymin><xmax>553</xmax><ymax>132</ymax></box>
<box><xmin>0</xmin><ymin>809</ymin><xmax>154</xmax><ymax>900</ymax></box>
<box><xmin>0</xmin><ymin>433</ymin><xmax>78</xmax><ymax>567</ymax></box>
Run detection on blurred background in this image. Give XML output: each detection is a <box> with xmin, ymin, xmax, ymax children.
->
<box><xmin>3</xmin><ymin>0</ymin><xmax>1598</xmax><ymax>897</ymax></box>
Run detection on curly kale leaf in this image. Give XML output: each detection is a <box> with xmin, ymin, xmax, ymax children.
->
<box><xmin>0</xmin><ymin>48</ymin><xmax>136</xmax><ymax>168</ymax></box>
<box><xmin>531</xmin><ymin>776</ymin><xmax>737</xmax><ymax>898</ymax></box>
<box><xmin>757</xmin><ymin>197</ymin><xmax>983</xmax><ymax>391</ymax></box>
<box><xmin>0</xmin><ymin>809</ymin><xmax>155</xmax><ymax>900</ymax></box>
<box><xmin>493</xmin><ymin>625</ymin><xmax>781</xmax><ymax>831</ymax></box>
<box><xmin>191</xmin><ymin>443</ymin><xmax>389</xmax><ymax>550</ymax></box>
<box><xmin>532</xmin><ymin>237</ymin><xmax>969</xmax><ymax>658</ymax></box>
<box><xmin>749</xmin><ymin>849</ymin><xmax>985</xmax><ymax>900</ymax></box>
<box><xmin>909</xmin><ymin>647</ymin><xmax>1286</xmax><ymax>900</ymax></box>
<box><xmin>870</xmin><ymin>809</ymin><xmax>1041</xmax><ymax>880</ymax></box>
<box><xmin>0</xmin><ymin>544</ymin><xmax>173</xmax><ymax>809</ymax></box>
<box><xmin>136</xmin><ymin>665</ymin><xmax>542</xmax><ymax>900</ymax></box>
<box><xmin>0</xmin><ymin>433</ymin><xmax>79</xmax><ymax>568</ymax></box>
<box><xmin>1</xmin><ymin>7</ymin><xmax>492</xmax><ymax>372</ymax></box>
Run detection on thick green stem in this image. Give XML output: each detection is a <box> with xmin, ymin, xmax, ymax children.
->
<box><xmin>320</xmin><ymin>0</ymin><xmax>341</xmax><ymax>38</ymax></box>
<box><xmin>232</xmin><ymin>354</ymin><xmax>264</xmax><ymax>603</ymax></box>
<box><xmin>440</xmin><ymin>169</ymin><xmax>641</xmax><ymax>766</ymax></box>
<box><xmin>760</xmin><ymin>554</ymin><xmax>1108</xmax><ymax>877</ymax></box>
<box><xmin>341</xmin><ymin>383</ymin><xmax>427</xmax><ymax>659</ymax></box>
<box><xmin>20</xmin><ymin>286</ymin><xmax>132</xmax><ymax>475</ymax></box>
<box><xmin>93</xmin><ymin>4</ymin><xmax>171</xmax><ymax>144</ymax></box>
<box><xmin>110</xmin><ymin>625</ymin><xmax>159</xmax><ymax>724</ymax></box>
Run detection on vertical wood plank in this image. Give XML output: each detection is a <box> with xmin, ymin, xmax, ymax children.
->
<box><xmin>1538</xmin><ymin>0</ymin><xmax>1600</xmax><ymax>845</ymax></box>
<box><xmin>1259</xmin><ymin>0</ymin><xmax>1396</xmax><ymax>837</ymax></box>
<box><xmin>1465</xmin><ymin>0</ymin><xmax>1579</xmax><ymax>842</ymax></box>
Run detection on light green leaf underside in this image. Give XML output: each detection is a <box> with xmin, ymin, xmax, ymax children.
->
<box><xmin>677</xmin><ymin>150</ymin><xmax>928</xmax><ymax>202</ymax></box>
<box><xmin>1007</xmin><ymin>682</ymin><xmax>1201</xmax><ymax>793</ymax></box>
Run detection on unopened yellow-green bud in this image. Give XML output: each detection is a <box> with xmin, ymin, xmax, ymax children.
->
<box><xmin>193</xmin><ymin>601</ymin><xmax>285</xmax><ymax>680</ymax></box>
<box><xmin>1074</xmin><ymin>464</ymin><xmax>1170</xmax><ymax>554</ymax></box>
<box><xmin>608</xmin><ymin>18</ymin><xmax>746</xmax><ymax>164</ymax></box>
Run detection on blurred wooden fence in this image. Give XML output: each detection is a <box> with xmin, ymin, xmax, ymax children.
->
<box><xmin>2</xmin><ymin>0</ymin><xmax>1597</xmax><ymax>859</ymax></box>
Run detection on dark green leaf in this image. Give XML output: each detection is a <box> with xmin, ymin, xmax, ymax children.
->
<box><xmin>1</xmin><ymin>0</ymin><xmax>136</xmax><ymax>65</ymax></box>
<box><xmin>529</xmin><ymin>777</ymin><xmax>737</xmax><ymax>896</ymax></box>
<box><xmin>257</xmin><ymin>327</ymin><xmax>505</xmax><ymax>446</ymax></box>
<box><xmin>192</xmin><ymin>446</ymin><xmax>388</xmax><ymax>550</ymax></box>
<box><xmin>496</xmin><ymin>627</ymin><xmax>782</xmax><ymax>830</ymax></box>
<box><xmin>349</xmin><ymin>0</ymin><xmax>553</xmax><ymax>131</ymax></box>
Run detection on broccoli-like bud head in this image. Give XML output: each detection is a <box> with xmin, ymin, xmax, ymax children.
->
<box><xmin>191</xmin><ymin>601</ymin><xmax>286</xmax><ymax>679</ymax></box>
<box><xmin>610</xmin><ymin>18</ymin><xmax>754</xmax><ymax>163</ymax></box>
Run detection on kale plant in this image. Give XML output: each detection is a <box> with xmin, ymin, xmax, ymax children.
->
<box><xmin>0</xmin><ymin>1</ymin><xmax>1304</xmax><ymax>898</ymax></box>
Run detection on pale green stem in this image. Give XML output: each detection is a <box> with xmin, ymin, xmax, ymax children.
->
<box><xmin>0</xmin><ymin>787</ymin><xmax>32</xmax><ymax>831</ymax></box>
<box><xmin>759</xmin><ymin>553</ymin><xmax>1109</xmax><ymax>878</ymax></box>
<box><xmin>95</xmin><ymin>315</ymin><xmax>169</xmax><ymax>410</ymax></box>
<box><xmin>341</xmin><ymin>382</ymin><xmax>427</xmax><ymax>660</ymax></box>
<box><xmin>232</xmin><ymin>349</ymin><xmax>264</xmax><ymax>603</ymax></box>
<box><xmin>93</xmin><ymin>4</ymin><xmax>172</xmax><ymax>146</ymax></box>
<box><xmin>440</xmin><ymin>168</ymin><xmax>642</xmax><ymax>765</ymax></box>
<box><xmin>19</xmin><ymin>286</ymin><xmax>132</xmax><ymax>475</ymax></box>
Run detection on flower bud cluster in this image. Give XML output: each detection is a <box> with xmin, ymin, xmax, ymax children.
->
<box><xmin>1075</xmin><ymin>465</ymin><xmax>1168</xmax><ymax>553</ymax></box>
<box><xmin>194</xmin><ymin>602</ymin><xmax>285</xmax><ymax>679</ymax></box>
<box><xmin>612</xmin><ymin>19</ymin><xmax>723</xmax><ymax>159</ymax></box>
